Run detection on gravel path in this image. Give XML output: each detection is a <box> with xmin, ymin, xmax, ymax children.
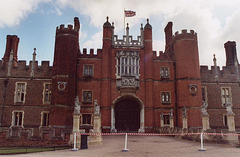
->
<box><xmin>5</xmin><ymin>135</ymin><xmax>240</xmax><ymax>157</ymax></box>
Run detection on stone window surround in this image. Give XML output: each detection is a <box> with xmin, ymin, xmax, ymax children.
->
<box><xmin>42</xmin><ymin>82</ymin><xmax>52</xmax><ymax>104</ymax></box>
<box><xmin>40</xmin><ymin>111</ymin><xmax>49</xmax><ymax>127</ymax></box>
<box><xmin>162</xmin><ymin>113</ymin><xmax>170</xmax><ymax>126</ymax></box>
<box><xmin>11</xmin><ymin>110</ymin><xmax>24</xmax><ymax>128</ymax></box>
<box><xmin>160</xmin><ymin>67</ymin><xmax>170</xmax><ymax>79</ymax></box>
<box><xmin>80</xmin><ymin>113</ymin><xmax>93</xmax><ymax>126</ymax></box>
<box><xmin>83</xmin><ymin>64</ymin><xmax>94</xmax><ymax>77</ymax></box>
<box><xmin>220</xmin><ymin>86</ymin><xmax>232</xmax><ymax>106</ymax></box>
<box><xmin>161</xmin><ymin>91</ymin><xmax>171</xmax><ymax>104</ymax></box>
<box><xmin>82</xmin><ymin>90</ymin><xmax>93</xmax><ymax>104</ymax></box>
<box><xmin>14</xmin><ymin>82</ymin><xmax>27</xmax><ymax>104</ymax></box>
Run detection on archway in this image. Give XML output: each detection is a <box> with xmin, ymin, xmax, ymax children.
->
<box><xmin>115</xmin><ymin>99</ymin><xmax>140</xmax><ymax>132</ymax></box>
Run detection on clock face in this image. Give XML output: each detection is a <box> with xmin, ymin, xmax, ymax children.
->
<box><xmin>58</xmin><ymin>82</ymin><xmax>67</xmax><ymax>91</ymax></box>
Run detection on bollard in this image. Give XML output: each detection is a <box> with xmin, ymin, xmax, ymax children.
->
<box><xmin>72</xmin><ymin>133</ymin><xmax>78</xmax><ymax>151</ymax></box>
<box><xmin>122</xmin><ymin>133</ymin><xmax>129</xmax><ymax>152</ymax></box>
<box><xmin>198</xmin><ymin>132</ymin><xmax>206</xmax><ymax>151</ymax></box>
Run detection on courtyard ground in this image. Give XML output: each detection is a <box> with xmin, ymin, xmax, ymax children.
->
<box><xmin>4</xmin><ymin>135</ymin><xmax>240</xmax><ymax>157</ymax></box>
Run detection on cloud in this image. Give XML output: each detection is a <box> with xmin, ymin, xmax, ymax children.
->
<box><xmin>81</xmin><ymin>31</ymin><xmax>102</xmax><ymax>51</ymax></box>
<box><xmin>0</xmin><ymin>0</ymin><xmax>51</xmax><ymax>28</ymax></box>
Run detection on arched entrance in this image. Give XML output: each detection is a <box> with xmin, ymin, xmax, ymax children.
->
<box><xmin>115</xmin><ymin>99</ymin><xmax>140</xmax><ymax>132</ymax></box>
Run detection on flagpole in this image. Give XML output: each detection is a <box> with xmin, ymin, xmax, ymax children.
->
<box><xmin>124</xmin><ymin>8</ymin><xmax>125</xmax><ymax>35</ymax></box>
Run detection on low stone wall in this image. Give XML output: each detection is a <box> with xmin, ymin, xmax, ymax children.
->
<box><xmin>157</xmin><ymin>127</ymin><xmax>240</xmax><ymax>145</ymax></box>
<box><xmin>0</xmin><ymin>127</ymin><xmax>71</xmax><ymax>147</ymax></box>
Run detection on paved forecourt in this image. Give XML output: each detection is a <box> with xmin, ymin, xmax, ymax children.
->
<box><xmin>6</xmin><ymin>135</ymin><xmax>240</xmax><ymax>157</ymax></box>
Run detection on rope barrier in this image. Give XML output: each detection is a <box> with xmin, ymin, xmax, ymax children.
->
<box><xmin>76</xmin><ymin>132</ymin><xmax>240</xmax><ymax>136</ymax></box>
<box><xmin>72</xmin><ymin>132</ymin><xmax>239</xmax><ymax>152</ymax></box>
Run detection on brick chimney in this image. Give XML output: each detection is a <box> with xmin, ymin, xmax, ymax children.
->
<box><xmin>2</xmin><ymin>35</ymin><xmax>19</xmax><ymax>67</ymax></box>
<box><xmin>164</xmin><ymin>22</ymin><xmax>173</xmax><ymax>48</ymax></box>
<box><xmin>224</xmin><ymin>41</ymin><xmax>238</xmax><ymax>66</ymax></box>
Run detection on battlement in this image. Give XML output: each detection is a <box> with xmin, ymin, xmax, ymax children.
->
<box><xmin>153</xmin><ymin>51</ymin><xmax>173</xmax><ymax>61</ymax></box>
<box><xmin>200</xmin><ymin>65</ymin><xmax>240</xmax><ymax>82</ymax></box>
<box><xmin>173</xmin><ymin>29</ymin><xmax>197</xmax><ymax>42</ymax></box>
<box><xmin>79</xmin><ymin>48</ymin><xmax>102</xmax><ymax>58</ymax></box>
<box><xmin>56</xmin><ymin>24</ymin><xmax>78</xmax><ymax>37</ymax></box>
<box><xmin>0</xmin><ymin>60</ymin><xmax>52</xmax><ymax>78</ymax></box>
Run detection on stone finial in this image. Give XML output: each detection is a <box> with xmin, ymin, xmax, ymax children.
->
<box><xmin>170</xmin><ymin>109</ymin><xmax>173</xmax><ymax>118</ymax></box>
<box><xmin>226</xmin><ymin>103</ymin><xmax>234</xmax><ymax>115</ymax></box>
<box><xmin>7</xmin><ymin>49</ymin><xmax>14</xmax><ymax>78</ymax></box>
<box><xmin>213</xmin><ymin>54</ymin><xmax>217</xmax><ymax>66</ymax></box>
<box><xmin>74</xmin><ymin>96</ymin><xmax>80</xmax><ymax>114</ymax></box>
<box><xmin>147</xmin><ymin>18</ymin><xmax>149</xmax><ymax>24</ymax></box>
<box><xmin>106</xmin><ymin>16</ymin><xmax>109</xmax><ymax>22</ymax></box>
<box><xmin>160</xmin><ymin>112</ymin><xmax>163</xmax><ymax>118</ymax></box>
<box><xmin>201</xmin><ymin>101</ymin><xmax>209</xmax><ymax>116</ymax></box>
<box><xmin>94</xmin><ymin>100</ymin><xmax>100</xmax><ymax>114</ymax></box>
<box><xmin>182</xmin><ymin>107</ymin><xmax>187</xmax><ymax>118</ymax></box>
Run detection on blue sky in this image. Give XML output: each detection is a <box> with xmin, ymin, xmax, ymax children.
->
<box><xmin>1</xmin><ymin>0</ymin><xmax>240</xmax><ymax>67</ymax></box>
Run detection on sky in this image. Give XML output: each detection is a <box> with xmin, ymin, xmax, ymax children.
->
<box><xmin>0</xmin><ymin>0</ymin><xmax>240</xmax><ymax>67</ymax></box>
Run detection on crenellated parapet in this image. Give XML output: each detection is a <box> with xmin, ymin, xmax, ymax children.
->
<box><xmin>0</xmin><ymin>60</ymin><xmax>52</xmax><ymax>78</ymax></box>
<box><xmin>79</xmin><ymin>48</ymin><xmax>102</xmax><ymax>59</ymax></box>
<box><xmin>153</xmin><ymin>51</ymin><xmax>174</xmax><ymax>61</ymax></box>
<box><xmin>56</xmin><ymin>24</ymin><xmax>79</xmax><ymax>38</ymax></box>
<box><xmin>200</xmin><ymin>65</ymin><xmax>240</xmax><ymax>82</ymax></box>
<box><xmin>173</xmin><ymin>29</ymin><xmax>197</xmax><ymax>43</ymax></box>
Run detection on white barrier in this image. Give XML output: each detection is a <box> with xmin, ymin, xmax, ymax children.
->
<box><xmin>71</xmin><ymin>132</ymin><xmax>78</xmax><ymax>151</ymax></box>
<box><xmin>122</xmin><ymin>133</ymin><xmax>129</xmax><ymax>152</ymax></box>
<box><xmin>71</xmin><ymin>132</ymin><xmax>239</xmax><ymax>152</ymax></box>
<box><xmin>198</xmin><ymin>132</ymin><xmax>206</xmax><ymax>151</ymax></box>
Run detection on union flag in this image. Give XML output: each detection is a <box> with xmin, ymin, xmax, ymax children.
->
<box><xmin>125</xmin><ymin>10</ymin><xmax>136</xmax><ymax>17</ymax></box>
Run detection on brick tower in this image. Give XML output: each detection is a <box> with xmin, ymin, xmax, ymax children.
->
<box><xmin>50</xmin><ymin>17</ymin><xmax>80</xmax><ymax>134</ymax></box>
<box><xmin>143</xmin><ymin>19</ymin><xmax>154</xmax><ymax>128</ymax></box>
<box><xmin>173</xmin><ymin>29</ymin><xmax>202</xmax><ymax>128</ymax></box>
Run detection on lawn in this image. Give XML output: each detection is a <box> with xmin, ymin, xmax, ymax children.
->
<box><xmin>0</xmin><ymin>146</ymin><xmax>70</xmax><ymax>155</ymax></box>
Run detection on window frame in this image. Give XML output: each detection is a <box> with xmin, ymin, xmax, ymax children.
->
<box><xmin>82</xmin><ymin>90</ymin><xmax>93</xmax><ymax>104</ymax></box>
<box><xmin>81</xmin><ymin>114</ymin><xmax>93</xmax><ymax>126</ymax></box>
<box><xmin>83</xmin><ymin>64</ymin><xmax>94</xmax><ymax>77</ymax></box>
<box><xmin>14</xmin><ymin>82</ymin><xmax>27</xmax><ymax>103</ymax></box>
<box><xmin>163</xmin><ymin>114</ymin><xmax>170</xmax><ymax>126</ymax></box>
<box><xmin>41</xmin><ymin>111</ymin><xmax>50</xmax><ymax>127</ymax></box>
<box><xmin>160</xmin><ymin>67</ymin><xmax>170</xmax><ymax>79</ymax></box>
<box><xmin>221</xmin><ymin>87</ymin><xmax>232</xmax><ymax>106</ymax></box>
<box><xmin>161</xmin><ymin>91</ymin><xmax>171</xmax><ymax>104</ymax></box>
<box><xmin>11</xmin><ymin>110</ymin><xmax>24</xmax><ymax>128</ymax></box>
<box><xmin>43</xmin><ymin>83</ymin><xmax>52</xmax><ymax>104</ymax></box>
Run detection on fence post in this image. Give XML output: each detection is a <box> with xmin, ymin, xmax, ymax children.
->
<box><xmin>122</xmin><ymin>133</ymin><xmax>129</xmax><ymax>152</ymax></box>
<box><xmin>198</xmin><ymin>132</ymin><xmax>206</xmax><ymax>151</ymax></box>
<box><xmin>72</xmin><ymin>132</ymin><xmax>78</xmax><ymax>151</ymax></box>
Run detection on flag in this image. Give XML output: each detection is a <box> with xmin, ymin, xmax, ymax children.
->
<box><xmin>125</xmin><ymin>10</ymin><xmax>136</xmax><ymax>17</ymax></box>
